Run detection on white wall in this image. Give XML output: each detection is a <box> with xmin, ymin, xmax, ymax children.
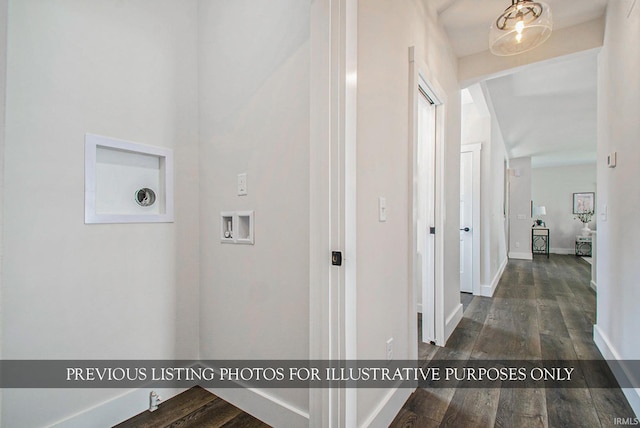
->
<box><xmin>197</xmin><ymin>0</ymin><xmax>310</xmax><ymax>418</ymax></box>
<box><xmin>461</xmin><ymin>103</ymin><xmax>489</xmax><ymax>143</ymax></box>
<box><xmin>594</xmin><ymin>0</ymin><xmax>640</xmax><ymax>416</ymax></box>
<box><xmin>486</xmin><ymin>109</ymin><xmax>508</xmax><ymax>283</ymax></box>
<box><xmin>508</xmin><ymin>157</ymin><xmax>533</xmax><ymax>259</ymax></box>
<box><xmin>2</xmin><ymin>1</ymin><xmax>200</xmax><ymax>426</ymax></box>
<box><xmin>0</xmin><ymin>0</ymin><xmax>7</xmax><ymax>421</ymax></box>
<box><xmin>532</xmin><ymin>164</ymin><xmax>597</xmax><ymax>253</ymax></box>
<box><xmin>461</xmin><ymin>85</ymin><xmax>508</xmax><ymax>295</ymax></box>
<box><xmin>356</xmin><ymin>0</ymin><xmax>461</xmax><ymax>424</ymax></box>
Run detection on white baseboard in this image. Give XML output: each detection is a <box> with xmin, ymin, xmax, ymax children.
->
<box><xmin>444</xmin><ymin>303</ymin><xmax>464</xmax><ymax>343</ymax></box>
<box><xmin>480</xmin><ymin>257</ymin><xmax>507</xmax><ymax>297</ymax></box>
<box><xmin>206</xmin><ymin>387</ymin><xmax>309</xmax><ymax>427</ymax></box>
<box><xmin>50</xmin><ymin>375</ymin><xmax>307</xmax><ymax>428</ymax></box>
<box><xmin>593</xmin><ymin>324</ymin><xmax>640</xmax><ymax>418</ymax></box>
<box><xmin>51</xmin><ymin>388</ymin><xmax>185</xmax><ymax>428</ymax></box>
<box><xmin>508</xmin><ymin>251</ymin><xmax>533</xmax><ymax>260</ymax></box>
<box><xmin>590</xmin><ymin>280</ymin><xmax>597</xmax><ymax>292</ymax></box>
<box><xmin>359</xmin><ymin>386</ymin><xmax>412</xmax><ymax>428</ymax></box>
<box><xmin>550</xmin><ymin>247</ymin><xmax>574</xmax><ymax>255</ymax></box>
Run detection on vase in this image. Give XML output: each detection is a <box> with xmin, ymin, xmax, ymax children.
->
<box><xmin>581</xmin><ymin>223</ymin><xmax>591</xmax><ymax>236</ymax></box>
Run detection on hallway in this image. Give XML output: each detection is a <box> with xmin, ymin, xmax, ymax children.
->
<box><xmin>392</xmin><ymin>255</ymin><xmax>636</xmax><ymax>427</ymax></box>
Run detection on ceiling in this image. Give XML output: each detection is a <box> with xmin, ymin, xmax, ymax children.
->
<box><xmin>435</xmin><ymin>0</ymin><xmax>609</xmax><ymax>58</ymax></box>
<box><xmin>434</xmin><ymin>0</ymin><xmax>606</xmax><ymax>168</ymax></box>
<box><xmin>484</xmin><ymin>52</ymin><xmax>598</xmax><ymax>167</ymax></box>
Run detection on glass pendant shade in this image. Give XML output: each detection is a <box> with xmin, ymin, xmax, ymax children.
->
<box><xmin>489</xmin><ymin>0</ymin><xmax>553</xmax><ymax>56</ymax></box>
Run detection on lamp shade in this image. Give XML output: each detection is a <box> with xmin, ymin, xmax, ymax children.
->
<box><xmin>533</xmin><ymin>206</ymin><xmax>547</xmax><ymax>216</ymax></box>
<box><xmin>489</xmin><ymin>1</ymin><xmax>553</xmax><ymax>56</ymax></box>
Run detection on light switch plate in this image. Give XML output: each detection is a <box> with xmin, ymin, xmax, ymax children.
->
<box><xmin>379</xmin><ymin>197</ymin><xmax>387</xmax><ymax>222</ymax></box>
<box><xmin>600</xmin><ymin>204</ymin><xmax>607</xmax><ymax>222</ymax></box>
<box><xmin>237</xmin><ymin>173</ymin><xmax>247</xmax><ymax>195</ymax></box>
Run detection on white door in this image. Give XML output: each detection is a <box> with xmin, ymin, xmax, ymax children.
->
<box><xmin>460</xmin><ymin>151</ymin><xmax>473</xmax><ymax>293</ymax></box>
<box><xmin>417</xmin><ymin>87</ymin><xmax>436</xmax><ymax>343</ymax></box>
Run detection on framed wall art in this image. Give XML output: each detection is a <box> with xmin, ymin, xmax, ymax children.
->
<box><xmin>573</xmin><ymin>192</ymin><xmax>595</xmax><ymax>214</ymax></box>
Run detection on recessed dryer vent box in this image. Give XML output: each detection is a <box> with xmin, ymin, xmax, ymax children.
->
<box><xmin>85</xmin><ymin>133</ymin><xmax>174</xmax><ymax>224</ymax></box>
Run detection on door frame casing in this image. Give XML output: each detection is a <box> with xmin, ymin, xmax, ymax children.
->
<box><xmin>408</xmin><ymin>46</ymin><xmax>447</xmax><ymax>351</ymax></box>
<box><xmin>460</xmin><ymin>143</ymin><xmax>482</xmax><ymax>296</ymax></box>
<box><xmin>309</xmin><ymin>0</ymin><xmax>357</xmax><ymax>426</ymax></box>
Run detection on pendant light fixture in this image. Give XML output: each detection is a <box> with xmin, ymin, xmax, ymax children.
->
<box><xmin>489</xmin><ymin>0</ymin><xmax>553</xmax><ymax>56</ymax></box>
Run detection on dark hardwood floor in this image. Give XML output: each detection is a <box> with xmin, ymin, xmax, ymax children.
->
<box><xmin>116</xmin><ymin>256</ymin><xmax>635</xmax><ymax>428</ymax></box>
<box><xmin>461</xmin><ymin>291</ymin><xmax>474</xmax><ymax>312</ymax></box>
<box><xmin>114</xmin><ymin>386</ymin><xmax>270</xmax><ymax>428</ymax></box>
<box><xmin>391</xmin><ymin>255</ymin><xmax>636</xmax><ymax>428</ymax></box>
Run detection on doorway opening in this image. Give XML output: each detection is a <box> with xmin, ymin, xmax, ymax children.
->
<box><xmin>460</xmin><ymin>143</ymin><xmax>481</xmax><ymax>299</ymax></box>
<box><xmin>409</xmin><ymin>46</ymin><xmax>446</xmax><ymax>349</ymax></box>
<box><xmin>416</xmin><ymin>83</ymin><xmax>436</xmax><ymax>343</ymax></box>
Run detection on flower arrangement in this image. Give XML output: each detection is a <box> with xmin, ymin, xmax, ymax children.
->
<box><xmin>574</xmin><ymin>211</ymin><xmax>594</xmax><ymax>224</ymax></box>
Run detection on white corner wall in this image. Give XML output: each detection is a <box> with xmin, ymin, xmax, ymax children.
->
<box><xmin>2</xmin><ymin>1</ymin><xmax>200</xmax><ymax>426</ymax></box>
<box><xmin>508</xmin><ymin>157</ymin><xmax>533</xmax><ymax>260</ymax></box>
<box><xmin>595</xmin><ymin>0</ymin><xmax>640</xmax><ymax>416</ymax></box>
<box><xmin>197</xmin><ymin>0</ymin><xmax>311</xmax><ymax>421</ymax></box>
<box><xmin>356</xmin><ymin>0</ymin><xmax>461</xmax><ymax>424</ymax></box>
<box><xmin>485</xmin><ymin>109</ymin><xmax>509</xmax><ymax>290</ymax></box>
<box><xmin>0</xmin><ymin>0</ymin><xmax>7</xmax><ymax>422</ymax></box>
<box><xmin>532</xmin><ymin>164</ymin><xmax>597</xmax><ymax>253</ymax></box>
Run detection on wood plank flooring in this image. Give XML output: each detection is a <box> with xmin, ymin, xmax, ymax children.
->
<box><xmin>116</xmin><ymin>256</ymin><xmax>634</xmax><ymax>428</ymax></box>
<box><xmin>114</xmin><ymin>386</ymin><xmax>269</xmax><ymax>428</ymax></box>
<box><xmin>390</xmin><ymin>255</ymin><xmax>636</xmax><ymax>428</ymax></box>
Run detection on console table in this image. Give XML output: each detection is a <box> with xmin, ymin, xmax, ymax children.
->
<box><xmin>532</xmin><ymin>227</ymin><xmax>550</xmax><ymax>258</ymax></box>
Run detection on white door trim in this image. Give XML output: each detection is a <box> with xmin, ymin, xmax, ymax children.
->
<box><xmin>408</xmin><ymin>46</ymin><xmax>447</xmax><ymax>350</ymax></box>
<box><xmin>309</xmin><ymin>0</ymin><xmax>357</xmax><ymax>426</ymax></box>
<box><xmin>460</xmin><ymin>143</ymin><xmax>482</xmax><ymax>296</ymax></box>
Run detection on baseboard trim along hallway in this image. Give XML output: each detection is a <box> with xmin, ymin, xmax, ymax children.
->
<box><xmin>481</xmin><ymin>256</ymin><xmax>508</xmax><ymax>297</ymax></box>
<box><xmin>594</xmin><ymin>324</ymin><xmax>640</xmax><ymax>418</ymax></box>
